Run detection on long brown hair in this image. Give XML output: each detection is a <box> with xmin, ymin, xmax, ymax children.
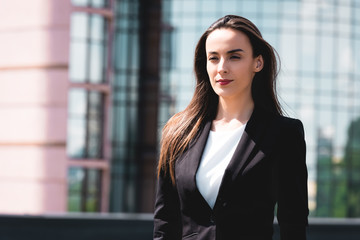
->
<box><xmin>158</xmin><ymin>15</ymin><xmax>282</xmax><ymax>183</ymax></box>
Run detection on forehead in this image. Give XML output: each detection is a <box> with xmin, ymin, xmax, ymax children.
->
<box><xmin>205</xmin><ymin>28</ymin><xmax>252</xmax><ymax>52</ymax></box>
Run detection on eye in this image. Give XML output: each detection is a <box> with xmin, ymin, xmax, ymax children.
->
<box><xmin>208</xmin><ymin>56</ymin><xmax>219</xmax><ymax>61</ymax></box>
<box><xmin>230</xmin><ymin>55</ymin><xmax>241</xmax><ymax>60</ymax></box>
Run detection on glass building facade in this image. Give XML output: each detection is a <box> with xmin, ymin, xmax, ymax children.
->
<box><xmin>161</xmin><ymin>0</ymin><xmax>360</xmax><ymax>217</ymax></box>
<box><xmin>66</xmin><ymin>0</ymin><xmax>360</xmax><ymax>217</ymax></box>
<box><xmin>68</xmin><ymin>0</ymin><xmax>113</xmax><ymax>212</ymax></box>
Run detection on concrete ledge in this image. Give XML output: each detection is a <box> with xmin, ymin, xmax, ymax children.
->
<box><xmin>0</xmin><ymin>214</ymin><xmax>359</xmax><ymax>240</ymax></box>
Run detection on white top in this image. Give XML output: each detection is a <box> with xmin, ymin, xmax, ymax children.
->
<box><xmin>196</xmin><ymin>124</ymin><xmax>246</xmax><ymax>209</ymax></box>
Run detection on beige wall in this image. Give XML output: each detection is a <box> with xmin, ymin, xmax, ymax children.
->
<box><xmin>0</xmin><ymin>0</ymin><xmax>71</xmax><ymax>214</ymax></box>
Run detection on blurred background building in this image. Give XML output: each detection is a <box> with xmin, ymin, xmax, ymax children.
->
<box><xmin>0</xmin><ymin>0</ymin><xmax>360</xmax><ymax>220</ymax></box>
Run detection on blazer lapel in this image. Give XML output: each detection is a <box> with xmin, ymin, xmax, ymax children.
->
<box><xmin>175</xmin><ymin>121</ymin><xmax>212</xmax><ymax>207</ymax></box>
<box><xmin>225</xmin><ymin>131</ymin><xmax>264</xmax><ymax>181</ymax></box>
<box><xmin>217</xmin><ymin>106</ymin><xmax>275</xmax><ymax>196</ymax></box>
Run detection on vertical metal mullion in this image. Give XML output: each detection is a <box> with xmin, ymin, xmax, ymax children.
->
<box><xmin>83</xmin><ymin>9</ymin><xmax>93</xmax><ymax>212</ymax></box>
<box><xmin>84</xmin><ymin>11</ymin><xmax>93</xmax><ymax>160</ymax></box>
<box><xmin>123</xmin><ymin>0</ymin><xmax>136</xmax><ymax>212</ymax></box>
<box><xmin>100</xmin><ymin>0</ymin><xmax>115</xmax><ymax>212</ymax></box>
<box><xmin>137</xmin><ymin>0</ymin><xmax>161</xmax><ymax>212</ymax></box>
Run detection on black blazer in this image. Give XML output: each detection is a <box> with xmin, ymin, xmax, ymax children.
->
<box><xmin>154</xmin><ymin>106</ymin><xmax>309</xmax><ymax>240</ymax></box>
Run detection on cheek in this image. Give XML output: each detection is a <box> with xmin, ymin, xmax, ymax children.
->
<box><xmin>206</xmin><ymin>64</ymin><xmax>216</xmax><ymax>79</ymax></box>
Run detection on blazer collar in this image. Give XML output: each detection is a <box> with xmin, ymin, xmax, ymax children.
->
<box><xmin>175</xmin><ymin>106</ymin><xmax>277</xmax><ymax>209</ymax></box>
<box><xmin>215</xmin><ymin>106</ymin><xmax>275</xmax><ymax>196</ymax></box>
<box><xmin>227</xmin><ymin>105</ymin><xmax>274</xmax><ymax>175</ymax></box>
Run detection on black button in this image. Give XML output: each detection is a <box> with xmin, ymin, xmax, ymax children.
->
<box><xmin>218</xmin><ymin>197</ymin><xmax>227</xmax><ymax>207</ymax></box>
<box><xmin>210</xmin><ymin>215</ymin><xmax>216</xmax><ymax>224</ymax></box>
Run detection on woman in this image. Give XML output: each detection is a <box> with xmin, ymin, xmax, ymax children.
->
<box><xmin>154</xmin><ymin>15</ymin><xmax>308</xmax><ymax>240</ymax></box>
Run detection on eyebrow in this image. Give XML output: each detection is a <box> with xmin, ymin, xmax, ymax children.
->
<box><xmin>208</xmin><ymin>48</ymin><xmax>244</xmax><ymax>54</ymax></box>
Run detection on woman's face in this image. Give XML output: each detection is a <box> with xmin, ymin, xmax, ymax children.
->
<box><xmin>205</xmin><ymin>28</ymin><xmax>262</xmax><ymax>102</ymax></box>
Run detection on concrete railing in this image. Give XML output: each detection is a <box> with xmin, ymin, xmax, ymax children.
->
<box><xmin>0</xmin><ymin>214</ymin><xmax>359</xmax><ymax>240</ymax></box>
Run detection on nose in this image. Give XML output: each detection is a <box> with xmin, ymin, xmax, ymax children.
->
<box><xmin>217</xmin><ymin>58</ymin><xmax>228</xmax><ymax>74</ymax></box>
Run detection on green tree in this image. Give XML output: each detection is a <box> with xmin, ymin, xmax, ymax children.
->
<box><xmin>344</xmin><ymin>117</ymin><xmax>360</xmax><ymax>217</ymax></box>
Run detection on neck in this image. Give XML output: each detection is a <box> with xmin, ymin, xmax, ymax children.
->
<box><xmin>212</xmin><ymin>96</ymin><xmax>254</xmax><ymax>131</ymax></box>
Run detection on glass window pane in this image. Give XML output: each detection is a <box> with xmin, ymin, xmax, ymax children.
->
<box><xmin>181</xmin><ymin>0</ymin><xmax>198</xmax><ymax>14</ymax></box>
<box><xmin>68</xmin><ymin>167</ymin><xmax>84</xmax><ymax>211</ymax></box>
<box><xmin>300</xmin><ymin>19</ymin><xmax>317</xmax><ymax>34</ymax></box>
<box><xmin>69</xmin><ymin>89</ymin><xmax>87</xmax><ymax>115</ymax></box>
<box><xmin>319</xmin><ymin>75</ymin><xmax>333</xmax><ymax>92</ymax></box>
<box><xmin>70</xmin><ymin>13</ymin><xmax>108</xmax><ymax>83</ymax></box>
<box><xmin>241</xmin><ymin>0</ymin><xmax>259</xmax><ymax>14</ymax></box>
<box><xmin>68</xmin><ymin>89</ymin><xmax>87</xmax><ymax>158</ymax></box>
<box><xmin>280</xmin><ymin>34</ymin><xmax>298</xmax><ymax>72</ymax></box>
<box><xmin>71</xmin><ymin>13</ymin><xmax>89</xmax><ymax>40</ymax></box>
<box><xmin>89</xmin><ymin>43</ymin><xmax>106</xmax><ymax>83</ymax></box>
<box><xmin>281</xmin><ymin>17</ymin><xmax>297</xmax><ymax>32</ymax></box>
<box><xmin>320</xmin><ymin>35</ymin><xmax>334</xmax><ymax>74</ymax></box>
<box><xmin>68</xmin><ymin>167</ymin><xmax>102</xmax><ymax>212</ymax></box>
<box><xmin>67</xmin><ymin>89</ymin><xmax>104</xmax><ymax>159</ymax></box>
<box><xmin>86</xmin><ymin>169</ymin><xmax>102</xmax><ymax>212</ymax></box>
<box><xmin>91</xmin><ymin>14</ymin><xmax>107</xmax><ymax>42</ymax></box>
<box><xmin>355</xmin><ymin>39</ymin><xmax>360</xmax><ymax>76</ymax></box>
<box><xmin>72</xmin><ymin>0</ymin><xmax>89</xmax><ymax>7</ymax></box>
<box><xmin>67</xmin><ymin>118</ymin><xmax>87</xmax><ymax>157</ymax></box>
<box><xmin>87</xmin><ymin>91</ymin><xmax>105</xmax><ymax>158</ymax></box>
<box><xmin>338</xmin><ymin>4</ymin><xmax>351</xmax><ymax>22</ymax></box>
<box><xmin>72</xmin><ymin>0</ymin><xmax>109</xmax><ymax>8</ymax></box>
<box><xmin>262</xmin><ymin>0</ymin><xmax>279</xmax><ymax>15</ymax></box>
<box><xmin>91</xmin><ymin>0</ymin><xmax>109</xmax><ymax>8</ymax></box>
<box><xmin>300</xmin><ymin>1</ymin><xmax>317</xmax><ymax>19</ymax></box>
<box><xmin>282</xmin><ymin>0</ymin><xmax>299</xmax><ymax>16</ymax></box>
<box><xmin>200</xmin><ymin>0</ymin><xmax>218</xmax><ymax>13</ymax></box>
<box><xmin>337</xmin><ymin>38</ymin><xmax>352</xmax><ymax>74</ymax></box>
<box><xmin>320</xmin><ymin>1</ymin><xmax>335</xmax><ymax>20</ymax></box>
<box><xmin>69</xmin><ymin>41</ymin><xmax>88</xmax><ymax>82</ymax></box>
<box><xmin>301</xmin><ymin>35</ymin><xmax>316</xmax><ymax>72</ymax></box>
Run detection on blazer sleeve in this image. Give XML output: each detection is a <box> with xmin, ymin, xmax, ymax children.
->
<box><xmin>153</xmin><ymin>168</ymin><xmax>182</xmax><ymax>240</ymax></box>
<box><xmin>276</xmin><ymin>119</ymin><xmax>309</xmax><ymax>240</ymax></box>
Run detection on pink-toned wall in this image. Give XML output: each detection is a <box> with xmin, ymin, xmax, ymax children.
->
<box><xmin>0</xmin><ymin>0</ymin><xmax>71</xmax><ymax>214</ymax></box>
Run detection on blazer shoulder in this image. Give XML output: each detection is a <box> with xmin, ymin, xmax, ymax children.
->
<box><xmin>275</xmin><ymin>115</ymin><xmax>305</xmax><ymax>138</ymax></box>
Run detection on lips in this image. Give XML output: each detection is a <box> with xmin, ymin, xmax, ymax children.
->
<box><xmin>216</xmin><ymin>79</ymin><xmax>233</xmax><ymax>85</ymax></box>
